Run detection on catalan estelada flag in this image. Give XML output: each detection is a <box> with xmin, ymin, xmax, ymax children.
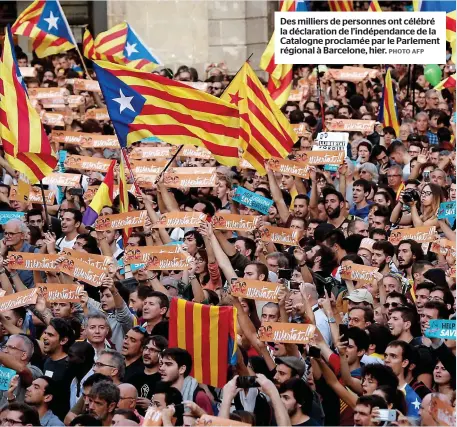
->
<box><xmin>368</xmin><ymin>0</ymin><xmax>382</xmax><ymax>12</ymax></box>
<box><xmin>83</xmin><ymin>22</ymin><xmax>161</xmax><ymax>72</ymax></box>
<box><xmin>93</xmin><ymin>60</ymin><xmax>240</xmax><ymax>166</ymax></box>
<box><xmin>82</xmin><ymin>159</ymin><xmax>116</xmax><ymax>226</ymax></box>
<box><xmin>378</xmin><ymin>68</ymin><xmax>400</xmax><ymax>136</ymax></box>
<box><xmin>221</xmin><ymin>62</ymin><xmax>297</xmax><ymax>175</ymax></box>
<box><xmin>0</xmin><ymin>26</ymin><xmax>57</xmax><ymax>184</ymax></box>
<box><xmin>169</xmin><ymin>298</ymin><xmax>237</xmax><ymax>388</ymax></box>
<box><xmin>328</xmin><ymin>0</ymin><xmax>354</xmax><ymax>11</ymax></box>
<box><xmin>12</xmin><ymin>0</ymin><xmax>76</xmax><ymax>58</ymax></box>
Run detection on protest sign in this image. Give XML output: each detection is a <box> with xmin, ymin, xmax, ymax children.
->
<box><xmin>291</xmin><ymin>123</ymin><xmax>312</xmax><ymax>137</ymax></box>
<box><xmin>180</xmin><ymin>81</ymin><xmax>209</xmax><ymax>92</ymax></box>
<box><xmin>163</xmin><ymin>172</ymin><xmax>217</xmax><ymax>188</ymax></box>
<box><xmin>28</xmin><ymin>187</ymin><xmax>55</xmax><ymax>205</ymax></box>
<box><xmin>29</xmin><ymin>87</ymin><xmax>67</xmax><ymax>99</ymax></box>
<box><xmin>425</xmin><ymin>319</ymin><xmax>456</xmax><ymax>340</ymax></box>
<box><xmin>8</xmin><ymin>253</ymin><xmax>59</xmax><ymax>271</ymax></box>
<box><xmin>258</xmin><ymin>225</ymin><xmax>303</xmax><ymax>246</ymax></box>
<box><xmin>64</xmin><ymin>155</ymin><xmax>112</xmax><ymax>173</ymax></box>
<box><xmin>0</xmin><ymin>288</ymin><xmax>38</xmax><ymax>311</ymax></box>
<box><xmin>59</xmin><ymin>257</ymin><xmax>107</xmax><ymax>287</ymax></box>
<box><xmin>51</xmin><ymin>131</ymin><xmax>119</xmax><ymax>149</ymax></box>
<box><xmin>0</xmin><ymin>212</ymin><xmax>24</xmax><ymax>225</ymax></box>
<box><xmin>211</xmin><ymin>213</ymin><xmax>259</xmax><ymax>231</ymax></box>
<box><xmin>327</xmin><ymin>68</ymin><xmax>369</xmax><ymax>82</ymax></box>
<box><xmin>145</xmin><ymin>252</ymin><xmax>193</xmax><ymax>271</ymax></box>
<box><xmin>41</xmin><ymin>95</ymin><xmax>84</xmax><ymax>109</ymax></box>
<box><xmin>389</xmin><ymin>226</ymin><xmax>437</xmax><ymax>245</ymax></box>
<box><xmin>266</xmin><ymin>157</ymin><xmax>310</xmax><ymax>178</ymax></box>
<box><xmin>180</xmin><ymin>146</ymin><xmax>212</xmax><ymax>159</ymax></box>
<box><xmin>340</xmin><ymin>262</ymin><xmax>379</xmax><ymax>283</ymax></box>
<box><xmin>437</xmin><ymin>201</ymin><xmax>456</xmax><ymax>225</ymax></box>
<box><xmin>230</xmin><ymin>279</ymin><xmax>281</xmax><ymax>302</ymax></box>
<box><xmin>168</xmin><ymin>167</ymin><xmax>216</xmax><ymax>175</ymax></box>
<box><xmin>19</xmin><ymin>66</ymin><xmax>36</xmax><ymax>77</ymax></box>
<box><xmin>430</xmin><ymin>239</ymin><xmax>456</xmax><ymax>257</ymax></box>
<box><xmin>314</xmin><ymin>132</ymin><xmax>349</xmax><ymax>152</ymax></box>
<box><xmin>305</xmin><ymin>150</ymin><xmax>345</xmax><ymax>165</ymax></box>
<box><xmin>60</xmin><ymin>249</ymin><xmax>112</xmax><ymax>269</ymax></box>
<box><xmin>328</xmin><ymin>119</ymin><xmax>375</xmax><ymax>133</ymax></box>
<box><xmin>197</xmin><ymin>415</ymin><xmax>251</xmax><ymax>427</ymax></box>
<box><xmin>42</xmin><ymin>173</ymin><xmax>81</xmax><ymax>187</ymax></box>
<box><xmin>154</xmin><ymin>212</ymin><xmax>206</xmax><ymax>229</ymax></box>
<box><xmin>232</xmin><ymin>187</ymin><xmax>273</xmax><ymax>215</ymax></box>
<box><xmin>73</xmin><ymin>79</ymin><xmax>101</xmax><ymax>92</ymax></box>
<box><xmin>36</xmin><ymin>283</ymin><xmax>83</xmax><ymax>302</ymax></box>
<box><xmin>0</xmin><ymin>367</ymin><xmax>16</xmax><ymax>391</ymax></box>
<box><xmin>342</xmin><ymin>66</ymin><xmax>379</xmax><ymax>79</ymax></box>
<box><xmin>430</xmin><ymin>395</ymin><xmax>456</xmax><ymax>427</ymax></box>
<box><xmin>124</xmin><ymin>245</ymin><xmax>181</xmax><ymax>264</ymax></box>
<box><xmin>85</xmin><ymin>108</ymin><xmax>109</xmax><ymax>121</ymax></box>
<box><xmin>94</xmin><ymin>211</ymin><xmax>148</xmax><ymax>231</ymax></box>
<box><xmin>288</xmin><ymin>89</ymin><xmax>304</xmax><ymax>101</ymax></box>
<box><xmin>41</xmin><ymin>112</ymin><xmax>65</xmax><ymax>126</ymax></box>
<box><xmin>130</xmin><ymin>146</ymin><xmax>173</xmax><ymax>159</ymax></box>
<box><xmin>130</xmin><ymin>160</ymin><xmax>166</xmax><ymax>174</ymax></box>
<box><xmin>136</xmin><ymin>174</ymin><xmax>159</xmax><ymax>189</ymax></box>
<box><xmin>258</xmin><ymin>322</ymin><xmax>315</xmax><ymax>344</ymax></box>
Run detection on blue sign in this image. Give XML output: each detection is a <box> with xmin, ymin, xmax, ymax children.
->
<box><xmin>437</xmin><ymin>201</ymin><xmax>456</xmax><ymax>225</ymax></box>
<box><xmin>425</xmin><ymin>319</ymin><xmax>456</xmax><ymax>340</ymax></box>
<box><xmin>0</xmin><ymin>212</ymin><xmax>25</xmax><ymax>225</ymax></box>
<box><xmin>232</xmin><ymin>187</ymin><xmax>273</xmax><ymax>215</ymax></box>
<box><xmin>0</xmin><ymin>367</ymin><xmax>16</xmax><ymax>391</ymax></box>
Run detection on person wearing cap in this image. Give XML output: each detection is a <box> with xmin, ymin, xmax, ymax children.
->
<box><xmin>357</xmin><ymin>238</ymin><xmax>375</xmax><ymax>266</ymax></box>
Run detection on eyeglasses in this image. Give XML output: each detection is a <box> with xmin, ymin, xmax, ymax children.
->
<box><xmin>144</xmin><ymin>347</ymin><xmax>161</xmax><ymax>353</ymax></box>
<box><xmin>421</xmin><ymin>191</ymin><xmax>433</xmax><ymax>197</ymax></box>
<box><xmin>3</xmin><ymin>232</ymin><xmax>22</xmax><ymax>237</ymax></box>
<box><xmin>1</xmin><ymin>418</ymin><xmax>24</xmax><ymax>426</ymax></box>
<box><xmin>93</xmin><ymin>361</ymin><xmax>117</xmax><ymax>369</ymax></box>
<box><xmin>194</xmin><ymin>258</ymin><xmax>205</xmax><ymax>264</ymax></box>
<box><xmin>383</xmin><ymin>302</ymin><xmax>403</xmax><ymax>309</ymax></box>
<box><xmin>1</xmin><ymin>344</ymin><xmax>25</xmax><ymax>353</ymax></box>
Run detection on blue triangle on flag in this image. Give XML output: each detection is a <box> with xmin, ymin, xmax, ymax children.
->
<box><xmin>37</xmin><ymin>0</ymin><xmax>73</xmax><ymax>41</ymax></box>
<box><xmin>124</xmin><ymin>24</ymin><xmax>160</xmax><ymax>64</ymax></box>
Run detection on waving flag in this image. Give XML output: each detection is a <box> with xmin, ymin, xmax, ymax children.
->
<box><xmin>92</xmin><ymin>60</ymin><xmax>240</xmax><ymax>166</ymax></box>
<box><xmin>221</xmin><ymin>62</ymin><xmax>297</xmax><ymax>174</ymax></box>
<box><xmin>82</xmin><ymin>160</ymin><xmax>116</xmax><ymax>226</ymax></box>
<box><xmin>169</xmin><ymin>298</ymin><xmax>237</xmax><ymax>388</ymax></box>
<box><xmin>328</xmin><ymin>0</ymin><xmax>354</xmax><ymax>11</ymax></box>
<box><xmin>413</xmin><ymin>0</ymin><xmax>454</xmax><ymax>12</ymax></box>
<box><xmin>434</xmin><ymin>73</ymin><xmax>456</xmax><ymax>91</ymax></box>
<box><xmin>83</xmin><ymin>22</ymin><xmax>161</xmax><ymax>71</ymax></box>
<box><xmin>12</xmin><ymin>0</ymin><xmax>76</xmax><ymax>58</ymax></box>
<box><xmin>0</xmin><ymin>26</ymin><xmax>57</xmax><ymax>183</ymax></box>
<box><xmin>378</xmin><ymin>69</ymin><xmax>400</xmax><ymax>135</ymax></box>
<box><xmin>368</xmin><ymin>0</ymin><xmax>382</xmax><ymax>12</ymax></box>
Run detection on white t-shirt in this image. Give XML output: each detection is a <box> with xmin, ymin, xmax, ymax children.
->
<box><xmin>56</xmin><ymin>236</ymin><xmax>77</xmax><ymax>251</ymax></box>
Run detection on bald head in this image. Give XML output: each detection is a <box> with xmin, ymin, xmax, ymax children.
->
<box><xmin>302</xmin><ymin>283</ymin><xmax>318</xmax><ymax>302</ymax></box>
<box><xmin>117</xmin><ymin>383</ymin><xmax>138</xmax><ymax>410</ymax></box>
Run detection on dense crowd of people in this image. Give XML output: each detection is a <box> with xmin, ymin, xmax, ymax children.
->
<box><xmin>0</xmin><ymin>34</ymin><xmax>454</xmax><ymax>427</ymax></box>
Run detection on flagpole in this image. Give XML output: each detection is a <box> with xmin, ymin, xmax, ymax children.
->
<box><xmin>316</xmin><ymin>66</ymin><xmax>326</xmax><ymax>131</ymax></box>
<box><xmin>121</xmin><ymin>147</ymin><xmax>143</xmax><ymax>195</ymax></box>
<box><xmin>406</xmin><ymin>64</ymin><xmax>411</xmax><ymax>100</ymax></box>
<box><xmin>39</xmin><ymin>181</ymin><xmax>52</xmax><ymax>232</ymax></box>
<box><xmin>412</xmin><ymin>65</ymin><xmax>416</xmax><ymax>117</ymax></box>
<box><xmin>74</xmin><ymin>43</ymin><xmax>92</xmax><ymax>79</ymax></box>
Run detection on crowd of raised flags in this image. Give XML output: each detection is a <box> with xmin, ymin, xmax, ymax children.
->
<box><xmin>0</xmin><ymin>0</ymin><xmax>454</xmax><ymax>427</ymax></box>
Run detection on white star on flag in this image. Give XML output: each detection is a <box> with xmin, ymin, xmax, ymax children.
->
<box><xmin>113</xmin><ymin>89</ymin><xmax>135</xmax><ymax>114</ymax></box>
<box><xmin>44</xmin><ymin>11</ymin><xmax>60</xmax><ymax>31</ymax></box>
<box><xmin>125</xmin><ymin>42</ymin><xmax>139</xmax><ymax>58</ymax></box>
<box><xmin>412</xmin><ymin>399</ymin><xmax>421</xmax><ymax>410</ymax></box>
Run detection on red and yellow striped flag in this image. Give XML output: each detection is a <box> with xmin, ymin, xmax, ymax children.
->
<box><xmin>0</xmin><ymin>27</ymin><xmax>57</xmax><ymax>183</ymax></box>
<box><xmin>169</xmin><ymin>298</ymin><xmax>237</xmax><ymax>388</ymax></box>
<box><xmin>434</xmin><ymin>73</ymin><xmax>456</xmax><ymax>91</ymax></box>
<box><xmin>368</xmin><ymin>0</ymin><xmax>382</xmax><ymax>12</ymax></box>
<box><xmin>119</xmin><ymin>155</ymin><xmax>131</xmax><ymax>244</ymax></box>
<box><xmin>378</xmin><ymin>69</ymin><xmax>400</xmax><ymax>136</ymax></box>
<box><xmin>328</xmin><ymin>0</ymin><xmax>354</xmax><ymax>11</ymax></box>
<box><xmin>221</xmin><ymin>62</ymin><xmax>297</xmax><ymax>175</ymax></box>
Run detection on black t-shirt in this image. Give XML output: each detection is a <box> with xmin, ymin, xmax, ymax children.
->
<box><xmin>124</xmin><ymin>357</ymin><xmax>145</xmax><ymax>383</ymax></box>
<box><xmin>294</xmin><ymin>417</ymin><xmax>321</xmax><ymax>426</ymax></box>
<box><xmin>130</xmin><ymin>371</ymin><xmax>161</xmax><ymax>399</ymax></box>
<box><xmin>43</xmin><ymin>356</ymin><xmax>72</xmax><ymax>419</ymax></box>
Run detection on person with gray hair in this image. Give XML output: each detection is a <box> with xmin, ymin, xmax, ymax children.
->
<box><xmin>0</xmin><ymin>219</ymin><xmax>39</xmax><ymax>288</ymax></box>
<box><xmin>387</xmin><ymin>164</ymin><xmax>404</xmax><ymax>193</ymax></box>
<box><xmin>424</xmin><ymin>89</ymin><xmax>440</xmax><ymax>111</ymax></box>
<box><xmin>265</xmin><ymin>252</ymin><xmax>289</xmax><ymax>274</ymax></box>
<box><xmin>88</xmin><ymin>380</ymin><xmax>120</xmax><ymax>426</ymax></box>
<box><xmin>359</xmin><ymin>162</ymin><xmax>379</xmax><ymax>184</ymax></box>
<box><xmin>93</xmin><ymin>349</ymin><xmax>125</xmax><ymax>385</ymax></box>
<box><xmin>0</xmin><ymin>334</ymin><xmax>43</xmax><ymax>407</ymax></box>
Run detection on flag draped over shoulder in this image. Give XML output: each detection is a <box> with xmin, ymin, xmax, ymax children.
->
<box><xmin>378</xmin><ymin>69</ymin><xmax>400</xmax><ymax>136</ymax></box>
<box><xmin>328</xmin><ymin>0</ymin><xmax>354</xmax><ymax>11</ymax></box>
<box><xmin>82</xmin><ymin>160</ymin><xmax>116</xmax><ymax>226</ymax></box>
<box><xmin>83</xmin><ymin>23</ymin><xmax>161</xmax><ymax>72</ymax></box>
<box><xmin>0</xmin><ymin>26</ymin><xmax>57</xmax><ymax>184</ymax></box>
<box><xmin>92</xmin><ymin>60</ymin><xmax>240</xmax><ymax>166</ymax></box>
<box><xmin>368</xmin><ymin>0</ymin><xmax>382</xmax><ymax>12</ymax></box>
<box><xmin>12</xmin><ymin>0</ymin><xmax>76</xmax><ymax>58</ymax></box>
<box><xmin>169</xmin><ymin>298</ymin><xmax>237</xmax><ymax>388</ymax></box>
<box><xmin>221</xmin><ymin>62</ymin><xmax>297</xmax><ymax>175</ymax></box>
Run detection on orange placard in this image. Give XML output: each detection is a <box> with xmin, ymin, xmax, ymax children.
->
<box><xmin>0</xmin><ymin>288</ymin><xmax>38</xmax><ymax>311</ymax></box>
<box><xmin>266</xmin><ymin>157</ymin><xmax>310</xmax><ymax>179</ymax></box>
<box><xmin>343</xmin><ymin>66</ymin><xmax>378</xmax><ymax>79</ymax></box>
<box><xmin>145</xmin><ymin>252</ymin><xmax>193</xmax><ymax>271</ymax></box>
<box><xmin>340</xmin><ymin>262</ymin><xmax>379</xmax><ymax>283</ymax></box>
<box><xmin>328</xmin><ymin>119</ymin><xmax>375</xmax><ymax>133</ymax></box>
<box><xmin>211</xmin><ymin>213</ymin><xmax>259</xmax><ymax>231</ymax></box>
<box><xmin>288</xmin><ymin>89</ymin><xmax>303</xmax><ymax>101</ymax></box>
<box><xmin>95</xmin><ymin>210</ymin><xmax>148</xmax><ymax>231</ymax></box>
<box><xmin>258</xmin><ymin>225</ymin><xmax>303</xmax><ymax>246</ymax></box>
<box><xmin>130</xmin><ymin>146</ymin><xmax>173</xmax><ymax>159</ymax></box>
<box><xmin>41</xmin><ymin>95</ymin><xmax>84</xmax><ymax>109</ymax></box>
<box><xmin>51</xmin><ymin>130</ymin><xmax>119</xmax><ymax>149</ymax></box>
<box><xmin>59</xmin><ymin>257</ymin><xmax>107</xmax><ymax>287</ymax></box>
<box><xmin>153</xmin><ymin>212</ymin><xmax>206</xmax><ymax>229</ymax></box>
<box><xmin>328</xmin><ymin>68</ymin><xmax>369</xmax><ymax>82</ymax></box>
<box><xmin>291</xmin><ymin>123</ymin><xmax>312</xmax><ymax>137</ymax></box>
<box><xmin>42</xmin><ymin>173</ymin><xmax>81</xmax><ymax>187</ymax></box>
<box><xmin>258</xmin><ymin>322</ymin><xmax>316</xmax><ymax>344</ymax></box>
<box><xmin>304</xmin><ymin>150</ymin><xmax>345</xmax><ymax>165</ymax></box>
<box><xmin>60</xmin><ymin>249</ymin><xmax>112</xmax><ymax>270</ymax></box>
<box><xmin>85</xmin><ymin>108</ymin><xmax>109</xmax><ymax>121</ymax></box>
<box><xmin>36</xmin><ymin>283</ymin><xmax>83</xmax><ymax>302</ymax></box>
<box><xmin>64</xmin><ymin>155</ymin><xmax>113</xmax><ymax>173</ymax></box>
<box><xmin>28</xmin><ymin>187</ymin><xmax>55</xmax><ymax>205</ymax></box>
<box><xmin>197</xmin><ymin>415</ymin><xmax>251</xmax><ymax>426</ymax></box>
<box><xmin>51</xmin><ymin>130</ymin><xmax>82</xmax><ymax>145</ymax></box>
<box><xmin>136</xmin><ymin>174</ymin><xmax>159</xmax><ymax>189</ymax></box>
<box><xmin>19</xmin><ymin>67</ymin><xmax>36</xmax><ymax>77</ymax></box>
<box><xmin>430</xmin><ymin>395</ymin><xmax>456</xmax><ymax>427</ymax></box>
<box><xmin>430</xmin><ymin>238</ymin><xmax>456</xmax><ymax>257</ymax></box>
<box><xmin>130</xmin><ymin>160</ymin><xmax>166</xmax><ymax>174</ymax></box>
<box><xmin>8</xmin><ymin>253</ymin><xmax>59</xmax><ymax>271</ymax></box>
<box><xmin>29</xmin><ymin>87</ymin><xmax>67</xmax><ymax>99</ymax></box>
<box><xmin>73</xmin><ymin>79</ymin><xmax>101</xmax><ymax>92</ymax></box>
<box><xmin>389</xmin><ymin>226</ymin><xmax>437</xmax><ymax>246</ymax></box>
<box><xmin>163</xmin><ymin>172</ymin><xmax>217</xmax><ymax>188</ymax></box>
<box><xmin>41</xmin><ymin>112</ymin><xmax>65</xmax><ymax>126</ymax></box>
<box><xmin>230</xmin><ymin>279</ymin><xmax>282</xmax><ymax>302</ymax></box>
<box><xmin>124</xmin><ymin>245</ymin><xmax>181</xmax><ymax>264</ymax></box>
<box><xmin>167</xmin><ymin>167</ymin><xmax>216</xmax><ymax>175</ymax></box>
<box><xmin>180</xmin><ymin>146</ymin><xmax>212</xmax><ymax>159</ymax></box>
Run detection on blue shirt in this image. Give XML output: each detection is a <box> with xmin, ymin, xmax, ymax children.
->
<box><xmin>402</xmin><ymin>383</ymin><xmax>422</xmax><ymax>419</ymax></box>
<box><xmin>41</xmin><ymin>410</ymin><xmax>64</xmax><ymax>426</ymax></box>
<box><xmin>15</xmin><ymin>242</ymin><xmax>39</xmax><ymax>289</ymax></box>
<box><xmin>349</xmin><ymin>202</ymin><xmax>372</xmax><ymax>221</ymax></box>
<box><xmin>427</xmin><ymin>131</ymin><xmax>439</xmax><ymax>145</ymax></box>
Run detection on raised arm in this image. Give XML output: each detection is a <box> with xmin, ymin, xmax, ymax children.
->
<box><xmin>266</xmin><ymin>168</ymin><xmax>290</xmax><ymax>225</ymax></box>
